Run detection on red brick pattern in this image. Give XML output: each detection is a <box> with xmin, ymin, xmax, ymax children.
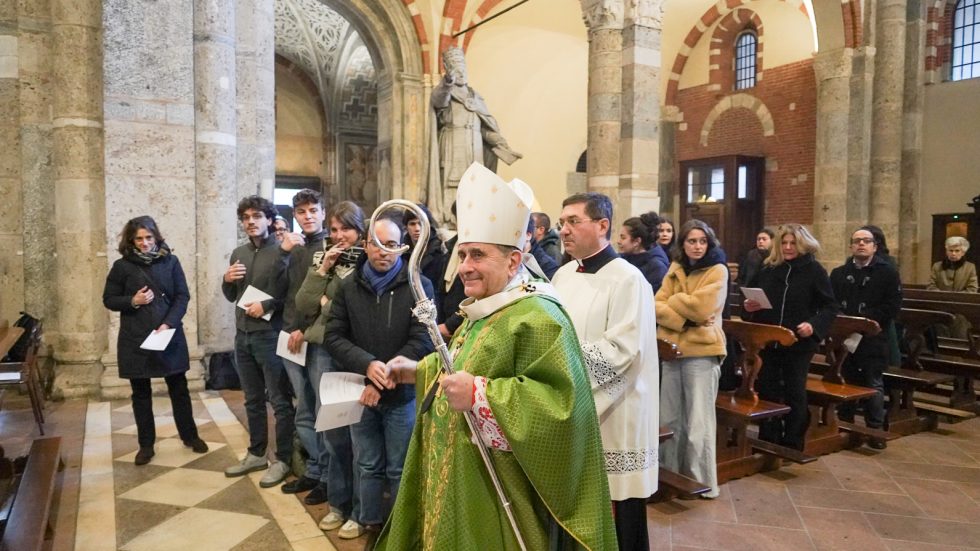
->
<box><xmin>925</xmin><ymin>0</ymin><xmax>958</xmax><ymax>80</ymax></box>
<box><xmin>674</xmin><ymin>60</ymin><xmax>817</xmax><ymax>225</ymax></box>
<box><xmin>462</xmin><ymin>0</ymin><xmax>507</xmax><ymax>50</ymax></box>
<box><xmin>709</xmin><ymin>8</ymin><xmax>764</xmax><ymax>92</ymax></box>
<box><xmin>401</xmin><ymin>0</ymin><xmax>432</xmax><ymax>74</ymax></box>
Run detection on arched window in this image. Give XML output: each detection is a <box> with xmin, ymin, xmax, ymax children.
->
<box><xmin>734</xmin><ymin>31</ymin><xmax>757</xmax><ymax>90</ymax></box>
<box><xmin>952</xmin><ymin>0</ymin><xmax>980</xmax><ymax>81</ymax></box>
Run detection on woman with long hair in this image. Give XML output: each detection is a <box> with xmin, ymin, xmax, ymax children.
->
<box><xmin>655</xmin><ymin>219</ymin><xmax>728</xmax><ymax>498</ymax></box>
<box><xmin>293</xmin><ymin>200</ymin><xmax>365</xmax><ymax>532</ymax></box>
<box><xmin>657</xmin><ymin>217</ymin><xmax>676</xmax><ymax>250</ymax></box>
<box><xmin>742</xmin><ymin>223</ymin><xmax>837</xmax><ymax>451</ymax></box>
<box><xmin>103</xmin><ymin>216</ymin><xmax>207</xmax><ymax>465</ymax></box>
<box><xmin>618</xmin><ymin>211</ymin><xmax>669</xmax><ymax>292</ymax></box>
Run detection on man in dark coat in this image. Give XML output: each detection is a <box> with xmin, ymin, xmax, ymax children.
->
<box><xmin>323</xmin><ymin>218</ymin><xmax>434</xmax><ymax>538</ymax></box>
<box><xmin>221</xmin><ymin>195</ymin><xmax>294</xmax><ymax>485</ymax></box>
<box><xmin>532</xmin><ymin>212</ymin><xmax>562</xmax><ymax>266</ymax></box>
<box><xmin>830</xmin><ymin>227</ymin><xmax>902</xmax><ymax>449</ymax></box>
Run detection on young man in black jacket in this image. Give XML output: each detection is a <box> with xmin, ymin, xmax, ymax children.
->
<box><xmin>323</xmin><ymin>218</ymin><xmax>434</xmax><ymax>538</ymax></box>
<box><xmin>830</xmin><ymin>227</ymin><xmax>902</xmax><ymax>449</ymax></box>
<box><xmin>221</xmin><ymin>196</ymin><xmax>294</xmax><ymax>486</ymax></box>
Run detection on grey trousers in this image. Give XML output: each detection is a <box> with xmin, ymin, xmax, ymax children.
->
<box><xmin>660</xmin><ymin>356</ymin><xmax>721</xmax><ymax>498</ymax></box>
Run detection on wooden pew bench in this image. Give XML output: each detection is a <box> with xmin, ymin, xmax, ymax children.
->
<box><xmin>715</xmin><ymin>320</ymin><xmax>816</xmax><ymax>484</ymax></box>
<box><xmin>0</xmin><ymin>437</ymin><xmax>63</xmax><ymax>551</ymax></box>
<box><xmin>897</xmin><ymin>307</ymin><xmax>980</xmax><ymax>415</ymax></box>
<box><xmin>804</xmin><ymin>316</ymin><xmax>898</xmax><ymax>455</ymax></box>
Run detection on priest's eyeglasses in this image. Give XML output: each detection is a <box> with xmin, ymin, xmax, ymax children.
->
<box><xmin>557</xmin><ymin>217</ymin><xmax>598</xmax><ymax>230</ymax></box>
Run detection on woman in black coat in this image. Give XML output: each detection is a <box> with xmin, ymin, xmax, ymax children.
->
<box><xmin>103</xmin><ymin>216</ymin><xmax>207</xmax><ymax>465</ymax></box>
<box><xmin>743</xmin><ymin>223</ymin><xmax>837</xmax><ymax>451</ymax></box>
<box><xmin>617</xmin><ymin>211</ymin><xmax>669</xmax><ymax>293</ymax></box>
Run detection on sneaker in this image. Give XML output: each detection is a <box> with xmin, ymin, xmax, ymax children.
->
<box><xmin>318</xmin><ymin>509</ymin><xmax>345</xmax><ymax>531</ymax></box>
<box><xmin>184</xmin><ymin>438</ymin><xmax>209</xmax><ymax>454</ymax></box>
<box><xmin>224</xmin><ymin>453</ymin><xmax>268</xmax><ymax>477</ymax></box>
<box><xmin>259</xmin><ymin>460</ymin><xmax>291</xmax><ymax>488</ymax></box>
<box><xmin>304</xmin><ymin>482</ymin><xmax>329</xmax><ymax>505</ymax></box>
<box><xmin>281</xmin><ymin>476</ymin><xmax>319</xmax><ymax>494</ymax></box>
<box><xmin>338</xmin><ymin>519</ymin><xmax>364</xmax><ymax>539</ymax></box>
<box><xmin>134</xmin><ymin>447</ymin><xmax>154</xmax><ymax>466</ymax></box>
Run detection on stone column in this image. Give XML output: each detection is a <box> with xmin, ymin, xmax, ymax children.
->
<box><xmin>195</xmin><ymin>0</ymin><xmax>238</xmax><ymax>354</ymax></box>
<box><xmin>812</xmin><ymin>46</ymin><xmax>875</xmax><ymax>267</ymax></box>
<box><xmin>236</xmin><ymin>0</ymin><xmax>274</xmax><ymax>199</ymax></box>
<box><xmin>254</xmin><ymin>0</ymin><xmax>276</xmax><ymax>198</ymax></box>
<box><xmin>581</xmin><ymin>0</ymin><xmax>623</xmax><ymax>208</ymax></box>
<box><xmin>900</xmin><ymin>2</ymin><xmax>926</xmax><ymax>281</ymax></box>
<box><xmin>0</xmin><ymin>3</ymin><xmax>23</xmax><ymax>323</ymax></box>
<box><xmin>618</xmin><ymin>0</ymin><xmax>663</xmax><ymax>225</ymax></box>
<box><xmin>19</xmin><ymin>3</ymin><xmax>58</xmax><ymax>329</ymax></box>
<box><xmin>51</xmin><ymin>0</ymin><xmax>107</xmax><ymax>397</ymax></box>
<box><xmin>869</xmin><ymin>0</ymin><xmax>907</xmax><ymax>259</ymax></box>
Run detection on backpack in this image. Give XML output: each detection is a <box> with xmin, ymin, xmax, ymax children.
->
<box><xmin>206</xmin><ymin>351</ymin><xmax>241</xmax><ymax>390</ymax></box>
<box><xmin>2</xmin><ymin>312</ymin><xmax>41</xmax><ymax>363</ymax></box>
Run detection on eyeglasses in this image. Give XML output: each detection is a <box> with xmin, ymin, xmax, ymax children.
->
<box><xmin>240</xmin><ymin>213</ymin><xmax>266</xmax><ymax>222</ymax></box>
<box><xmin>850</xmin><ymin>237</ymin><xmax>875</xmax><ymax>245</ymax></box>
<box><xmin>557</xmin><ymin>217</ymin><xmax>599</xmax><ymax>230</ymax></box>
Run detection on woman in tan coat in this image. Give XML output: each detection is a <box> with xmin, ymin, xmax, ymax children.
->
<box><xmin>655</xmin><ymin>219</ymin><xmax>728</xmax><ymax>498</ymax></box>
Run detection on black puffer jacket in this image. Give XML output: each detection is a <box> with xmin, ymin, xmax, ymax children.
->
<box><xmin>830</xmin><ymin>255</ymin><xmax>902</xmax><ymax>355</ymax></box>
<box><xmin>323</xmin><ymin>256</ymin><xmax>435</xmax><ymax>406</ymax></box>
<box><xmin>621</xmin><ymin>247</ymin><xmax>669</xmax><ymax>293</ymax></box>
<box><xmin>103</xmin><ymin>249</ymin><xmax>191</xmax><ymax>379</ymax></box>
<box><xmin>746</xmin><ymin>254</ymin><xmax>838</xmax><ymax>352</ymax></box>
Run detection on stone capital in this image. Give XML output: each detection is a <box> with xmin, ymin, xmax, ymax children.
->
<box><xmin>625</xmin><ymin>0</ymin><xmax>663</xmax><ymax>29</ymax></box>
<box><xmin>812</xmin><ymin>47</ymin><xmax>855</xmax><ymax>82</ymax></box>
<box><xmin>581</xmin><ymin>0</ymin><xmax>624</xmax><ymax>32</ymax></box>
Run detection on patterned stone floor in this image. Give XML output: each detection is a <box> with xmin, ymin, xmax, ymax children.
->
<box><xmin>3</xmin><ymin>389</ymin><xmax>980</xmax><ymax>550</ymax></box>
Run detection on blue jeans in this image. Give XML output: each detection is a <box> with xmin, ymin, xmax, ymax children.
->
<box><xmin>350</xmin><ymin>399</ymin><xmax>415</xmax><ymax>525</ymax></box>
<box><xmin>282</xmin><ymin>347</ymin><xmax>325</xmax><ymax>482</ymax></box>
<box><xmin>309</xmin><ymin>345</ymin><xmax>355</xmax><ymax>515</ymax></box>
<box><xmin>234</xmin><ymin>330</ymin><xmax>295</xmax><ymax>462</ymax></box>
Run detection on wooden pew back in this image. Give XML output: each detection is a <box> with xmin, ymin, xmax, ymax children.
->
<box><xmin>722</xmin><ymin>319</ymin><xmax>797</xmax><ymax>400</ymax></box>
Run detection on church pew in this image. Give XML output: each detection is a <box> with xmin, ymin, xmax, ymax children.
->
<box><xmin>804</xmin><ymin>316</ymin><xmax>898</xmax><ymax>456</ymax></box>
<box><xmin>898</xmin><ymin>306</ymin><xmax>980</xmax><ymax>413</ymax></box>
<box><xmin>651</xmin><ymin>340</ymin><xmax>713</xmax><ymax>501</ymax></box>
<box><xmin>0</xmin><ymin>437</ymin><xmax>63</xmax><ymax>551</ymax></box>
<box><xmin>715</xmin><ymin>320</ymin><xmax>815</xmax><ymax>484</ymax></box>
<box><xmin>881</xmin><ymin>308</ymin><xmax>961</xmax><ymax>434</ymax></box>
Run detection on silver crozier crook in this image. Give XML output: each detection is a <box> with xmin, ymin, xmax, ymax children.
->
<box><xmin>367</xmin><ymin>200</ymin><xmax>528</xmax><ymax>551</ymax></box>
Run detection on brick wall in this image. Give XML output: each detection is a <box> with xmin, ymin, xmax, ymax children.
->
<box><xmin>673</xmin><ymin>59</ymin><xmax>817</xmax><ymax>225</ymax></box>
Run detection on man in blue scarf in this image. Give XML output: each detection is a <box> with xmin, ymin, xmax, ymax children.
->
<box><xmin>323</xmin><ymin>217</ymin><xmax>435</xmax><ymax>539</ymax></box>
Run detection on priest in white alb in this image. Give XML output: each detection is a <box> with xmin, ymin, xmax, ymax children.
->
<box><xmin>551</xmin><ymin>192</ymin><xmax>660</xmax><ymax>551</ymax></box>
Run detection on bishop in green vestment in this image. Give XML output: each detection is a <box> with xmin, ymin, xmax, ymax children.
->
<box><xmin>374</xmin><ymin>163</ymin><xmax>617</xmax><ymax>550</ymax></box>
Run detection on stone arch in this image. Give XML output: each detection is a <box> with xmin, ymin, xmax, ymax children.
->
<box><xmin>314</xmin><ymin>0</ymin><xmax>427</xmax><ymax>202</ymax></box>
<box><xmin>699</xmin><ymin>93</ymin><xmax>775</xmax><ymax>147</ymax></box>
<box><xmin>925</xmin><ymin>0</ymin><xmax>961</xmax><ymax>83</ymax></box>
<box><xmin>665</xmin><ymin>0</ymin><xmax>856</xmax><ymax>107</ymax></box>
<box><xmin>461</xmin><ymin>0</ymin><xmax>508</xmax><ymax>50</ymax></box>
<box><xmin>708</xmin><ymin>8</ymin><xmax>765</xmax><ymax>92</ymax></box>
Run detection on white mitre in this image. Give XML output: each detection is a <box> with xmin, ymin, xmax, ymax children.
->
<box><xmin>455</xmin><ymin>162</ymin><xmax>533</xmax><ymax>250</ymax></box>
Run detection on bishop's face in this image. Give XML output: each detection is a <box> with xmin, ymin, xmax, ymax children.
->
<box><xmin>457</xmin><ymin>243</ymin><xmax>519</xmax><ymax>300</ymax></box>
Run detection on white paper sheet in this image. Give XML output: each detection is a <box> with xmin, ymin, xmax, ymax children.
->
<box><xmin>276</xmin><ymin>330</ymin><xmax>307</xmax><ymax>366</ymax></box>
<box><xmin>740</xmin><ymin>287</ymin><xmax>773</xmax><ymax>310</ymax></box>
<box><xmin>236</xmin><ymin>285</ymin><xmax>274</xmax><ymax>321</ymax></box>
<box><xmin>140</xmin><ymin>328</ymin><xmax>176</xmax><ymax>351</ymax></box>
<box><xmin>315</xmin><ymin>372</ymin><xmax>367</xmax><ymax>432</ymax></box>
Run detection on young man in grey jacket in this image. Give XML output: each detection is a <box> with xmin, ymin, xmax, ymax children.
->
<box><xmin>221</xmin><ymin>195</ymin><xmax>294</xmax><ymax>487</ymax></box>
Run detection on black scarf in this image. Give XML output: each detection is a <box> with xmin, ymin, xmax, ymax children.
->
<box><xmin>942</xmin><ymin>257</ymin><xmax>966</xmax><ymax>271</ymax></box>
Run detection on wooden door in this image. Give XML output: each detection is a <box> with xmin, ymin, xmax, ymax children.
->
<box><xmin>679</xmin><ymin>156</ymin><xmax>764</xmax><ymax>257</ymax></box>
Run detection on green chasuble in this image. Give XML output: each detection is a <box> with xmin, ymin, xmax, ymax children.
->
<box><xmin>375</xmin><ymin>293</ymin><xmax>617</xmax><ymax>550</ymax></box>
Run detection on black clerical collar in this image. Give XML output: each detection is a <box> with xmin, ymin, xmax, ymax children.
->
<box><xmin>575</xmin><ymin>244</ymin><xmax>618</xmax><ymax>274</ymax></box>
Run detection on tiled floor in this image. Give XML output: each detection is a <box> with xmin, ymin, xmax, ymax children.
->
<box><xmin>3</xmin><ymin>389</ymin><xmax>980</xmax><ymax>550</ymax></box>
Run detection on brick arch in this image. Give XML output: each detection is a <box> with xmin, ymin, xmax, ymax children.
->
<box><xmin>925</xmin><ymin>0</ymin><xmax>960</xmax><ymax>83</ymax></box>
<box><xmin>699</xmin><ymin>93</ymin><xmax>775</xmax><ymax>147</ymax></box>
<box><xmin>665</xmin><ymin>0</ymin><xmax>857</xmax><ymax>107</ymax></box>
<box><xmin>400</xmin><ymin>0</ymin><xmax>432</xmax><ymax>73</ymax></box>
<box><xmin>461</xmin><ymin>0</ymin><xmax>507</xmax><ymax>51</ymax></box>
<box><xmin>436</xmin><ymin>0</ymin><xmax>469</xmax><ymax>69</ymax></box>
<box><xmin>708</xmin><ymin>8</ymin><xmax>765</xmax><ymax>92</ymax></box>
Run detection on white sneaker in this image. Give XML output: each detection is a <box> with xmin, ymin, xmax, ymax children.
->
<box><xmin>259</xmin><ymin>460</ymin><xmax>291</xmax><ymax>488</ymax></box>
<box><xmin>338</xmin><ymin>519</ymin><xmax>364</xmax><ymax>539</ymax></box>
<box><xmin>318</xmin><ymin>509</ymin><xmax>345</xmax><ymax>531</ymax></box>
<box><xmin>224</xmin><ymin>453</ymin><xmax>268</xmax><ymax>477</ymax></box>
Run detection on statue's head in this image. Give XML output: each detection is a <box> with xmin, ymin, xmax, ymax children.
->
<box><xmin>442</xmin><ymin>47</ymin><xmax>468</xmax><ymax>85</ymax></box>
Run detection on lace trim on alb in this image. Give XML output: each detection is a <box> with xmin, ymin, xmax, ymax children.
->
<box><xmin>604</xmin><ymin>448</ymin><xmax>657</xmax><ymax>473</ymax></box>
<box><xmin>582</xmin><ymin>342</ymin><xmax>626</xmax><ymax>398</ymax></box>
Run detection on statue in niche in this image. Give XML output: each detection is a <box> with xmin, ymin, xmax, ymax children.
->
<box><xmin>427</xmin><ymin>46</ymin><xmax>522</xmax><ymax>225</ymax></box>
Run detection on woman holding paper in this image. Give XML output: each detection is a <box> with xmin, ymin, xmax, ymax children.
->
<box><xmin>742</xmin><ymin>223</ymin><xmax>837</xmax><ymax>451</ymax></box>
<box><xmin>655</xmin><ymin>219</ymin><xmax>728</xmax><ymax>499</ymax></box>
<box><xmin>103</xmin><ymin>215</ymin><xmax>206</xmax><ymax>466</ymax></box>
